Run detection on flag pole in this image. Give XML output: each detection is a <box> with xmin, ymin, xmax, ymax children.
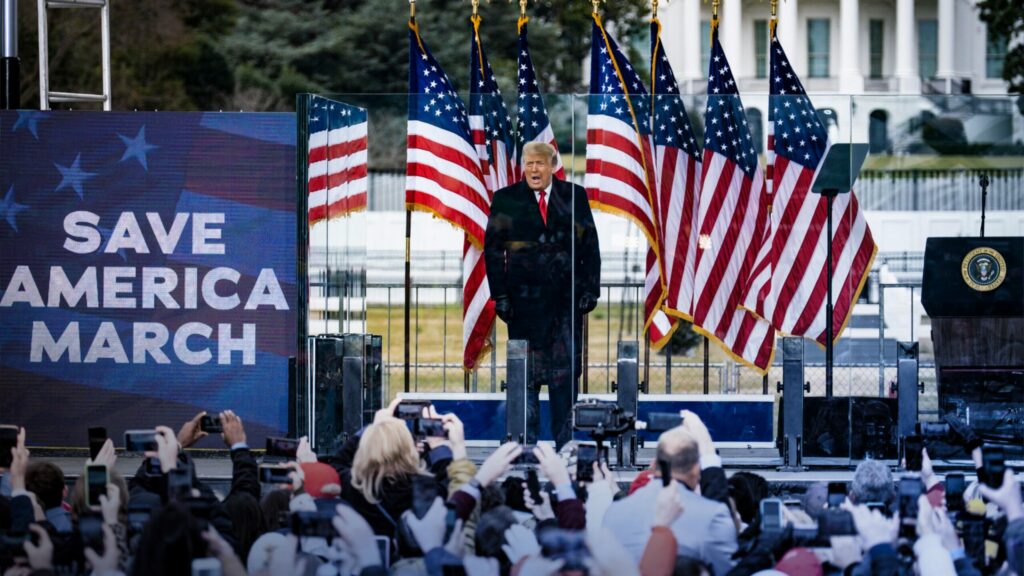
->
<box><xmin>405</xmin><ymin>0</ymin><xmax>416</xmax><ymax>394</ymax></box>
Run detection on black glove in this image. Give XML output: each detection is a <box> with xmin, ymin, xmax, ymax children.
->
<box><xmin>494</xmin><ymin>296</ymin><xmax>514</xmax><ymax>323</ymax></box>
<box><xmin>578</xmin><ymin>292</ymin><xmax>598</xmax><ymax>314</ymax></box>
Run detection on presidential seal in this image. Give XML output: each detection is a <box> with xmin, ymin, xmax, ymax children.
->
<box><xmin>961</xmin><ymin>247</ymin><xmax>1007</xmax><ymax>292</ymax></box>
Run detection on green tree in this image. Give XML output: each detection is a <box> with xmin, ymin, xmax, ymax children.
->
<box><xmin>17</xmin><ymin>0</ymin><xmax>237</xmax><ymax>110</ymax></box>
<box><xmin>976</xmin><ymin>0</ymin><xmax>1023</xmax><ymax>93</ymax></box>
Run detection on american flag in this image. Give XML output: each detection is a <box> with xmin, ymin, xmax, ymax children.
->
<box><xmin>462</xmin><ymin>18</ymin><xmax>511</xmax><ymax>370</ymax></box>
<box><xmin>651</xmin><ymin>19</ymin><xmax>702</xmax><ymax>322</ymax></box>
<box><xmin>692</xmin><ymin>27</ymin><xmax>775</xmax><ymax>371</ymax></box>
<box><xmin>307</xmin><ymin>96</ymin><xmax>368</xmax><ymax>224</ymax></box>
<box><xmin>584</xmin><ymin>16</ymin><xmax>675</xmax><ymax>347</ymax></box>
<box><xmin>405</xmin><ymin>20</ymin><xmax>489</xmax><ymax>247</ymax></box>
<box><xmin>743</xmin><ymin>35</ymin><xmax>877</xmax><ymax>346</ymax></box>
<box><xmin>516</xmin><ymin>18</ymin><xmax>564</xmax><ymax>179</ymax></box>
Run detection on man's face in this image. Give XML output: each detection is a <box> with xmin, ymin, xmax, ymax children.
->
<box><xmin>523</xmin><ymin>153</ymin><xmax>554</xmax><ymax>191</ymax></box>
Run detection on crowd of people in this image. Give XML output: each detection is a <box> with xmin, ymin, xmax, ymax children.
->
<box><xmin>0</xmin><ymin>399</ymin><xmax>1021</xmax><ymax>576</ymax></box>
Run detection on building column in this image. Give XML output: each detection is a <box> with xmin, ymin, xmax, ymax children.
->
<box><xmin>681</xmin><ymin>0</ymin><xmax>702</xmax><ymax>91</ymax></box>
<box><xmin>894</xmin><ymin>0</ymin><xmax>920</xmax><ymax>93</ymax></box>
<box><xmin>936</xmin><ymin>0</ymin><xmax>955</xmax><ymax>91</ymax></box>
<box><xmin>838</xmin><ymin>0</ymin><xmax>864</xmax><ymax>93</ymax></box>
<box><xmin>721</xmin><ymin>0</ymin><xmax>743</xmax><ymax>79</ymax></box>
<box><xmin>777</xmin><ymin>0</ymin><xmax>803</xmax><ymax>77</ymax></box>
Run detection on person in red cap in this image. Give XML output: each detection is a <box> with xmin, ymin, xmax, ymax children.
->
<box><xmin>774</xmin><ymin>547</ymin><xmax>823</xmax><ymax>576</ymax></box>
<box><xmin>300</xmin><ymin>462</ymin><xmax>341</xmax><ymax>499</ymax></box>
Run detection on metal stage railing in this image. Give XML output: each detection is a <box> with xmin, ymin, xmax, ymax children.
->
<box><xmin>308</xmin><ymin>274</ymin><xmax>938</xmax><ymax>406</ymax></box>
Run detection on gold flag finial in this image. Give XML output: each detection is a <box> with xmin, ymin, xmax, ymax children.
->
<box><xmin>652</xmin><ymin>0</ymin><xmax>659</xmax><ymax>15</ymax></box>
<box><xmin>518</xmin><ymin>0</ymin><xmax>527</xmax><ymax>17</ymax></box>
<box><xmin>770</xmin><ymin>0</ymin><xmax>779</xmax><ymax>37</ymax></box>
<box><xmin>410</xmin><ymin>0</ymin><xmax>416</xmax><ymax>19</ymax></box>
<box><xmin>591</xmin><ymin>0</ymin><xmax>602</xmax><ymax>15</ymax></box>
<box><xmin>706</xmin><ymin>0</ymin><xmax>719</xmax><ymax>34</ymax></box>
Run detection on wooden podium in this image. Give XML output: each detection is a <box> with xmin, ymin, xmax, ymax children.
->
<box><xmin>921</xmin><ymin>237</ymin><xmax>1023</xmax><ymax>449</ymax></box>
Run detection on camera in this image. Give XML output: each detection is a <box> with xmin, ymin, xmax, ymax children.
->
<box><xmin>290</xmin><ymin>510</ymin><xmax>335</xmax><ymax>540</ymax></box>
<box><xmin>640</xmin><ymin>411</ymin><xmax>686</xmax><ymax>433</ymax></box>
<box><xmin>199</xmin><ymin>414</ymin><xmax>222</xmax><ymax>433</ymax></box>
<box><xmin>827</xmin><ymin>482</ymin><xmax>847</xmax><ymax>508</ymax></box>
<box><xmin>898</xmin><ymin>477</ymin><xmax>923</xmax><ymax>538</ymax></box>
<box><xmin>79</xmin><ymin>514</ymin><xmax>104</xmax><ymax>553</ymax></box>
<box><xmin>87</xmin><ymin>426</ymin><xmax>107</xmax><ymax>460</ymax></box>
<box><xmin>168</xmin><ymin>467</ymin><xmax>193</xmax><ymax>500</ymax></box>
<box><xmin>760</xmin><ymin>498</ymin><xmax>784</xmax><ymax>534</ymax></box>
<box><xmin>575</xmin><ymin>443</ymin><xmax>608</xmax><ymax>482</ymax></box>
<box><xmin>85</xmin><ymin>464</ymin><xmax>109</xmax><ymax>508</ymax></box>
<box><xmin>124</xmin><ymin>430</ymin><xmax>158</xmax><ymax>452</ymax></box>
<box><xmin>512</xmin><ymin>444</ymin><xmax>540</xmax><ymax>466</ymax></box>
<box><xmin>981</xmin><ymin>445</ymin><xmax>1005</xmax><ymax>489</ymax></box>
<box><xmin>412</xmin><ymin>418</ymin><xmax>447</xmax><ymax>439</ymax></box>
<box><xmin>265</xmin><ymin>437</ymin><xmax>299</xmax><ymax>460</ymax></box>
<box><xmin>394</xmin><ymin>400</ymin><xmax>431</xmax><ymax>420</ymax></box>
<box><xmin>258</xmin><ymin>465</ymin><xmax>293</xmax><ymax>484</ymax></box>
<box><xmin>0</xmin><ymin>425</ymin><xmax>17</xmax><ymax>468</ymax></box>
<box><xmin>127</xmin><ymin>501</ymin><xmax>154</xmax><ymax>536</ymax></box>
<box><xmin>945</xmin><ymin>473</ymin><xmax>966</xmax><ymax>513</ymax></box>
<box><xmin>572</xmin><ymin>400</ymin><xmax>634</xmax><ymax>434</ymax></box>
<box><xmin>818</xmin><ymin>509</ymin><xmax>856</xmax><ymax>537</ymax></box>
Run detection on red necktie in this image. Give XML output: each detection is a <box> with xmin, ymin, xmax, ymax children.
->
<box><xmin>538</xmin><ymin>190</ymin><xmax>548</xmax><ymax>225</ymax></box>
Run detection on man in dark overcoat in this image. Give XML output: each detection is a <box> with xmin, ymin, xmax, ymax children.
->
<box><xmin>484</xmin><ymin>141</ymin><xmax>601</xmax><ymax>450</ymax></box>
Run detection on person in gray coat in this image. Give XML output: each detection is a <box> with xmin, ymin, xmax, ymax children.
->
<box><xmin>602</xmin><ymin>426</ymin><xmax>738</xmax><ymax>576</ymax></box>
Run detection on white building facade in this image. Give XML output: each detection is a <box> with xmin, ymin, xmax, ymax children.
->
<box><xmin>656</xmin><ymin>0</ymin><xmax>1011</xmax><ymax>96</ymax></box>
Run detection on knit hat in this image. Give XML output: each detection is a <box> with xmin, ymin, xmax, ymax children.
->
<box><xmin>775</xmin><ymin>547</ymin><xmax>822</xmax><ymax>576</ymax></box>
<box><xmin>300</xmin><ymin>462</ymin><xmax>341</xmax><ymax>498</ymax></box>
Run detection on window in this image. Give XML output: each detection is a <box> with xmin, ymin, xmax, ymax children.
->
<box><xmin>869</xmin><ymin>19</ymin><xmax>884</xmax><ymax>79</ymax></box>
<box><xmin>701</xmin><ymin>20</ymin><xmax>711</xmax><ymax>77</ymax></box>
<box><xmin>987</xmin><ymin>32</ymin><xmax>1007</xmax><ymax>78</ymax></box>
<box><xmin>807</xmin><ymin>19</ymin><xmax>830</xmax><ymax>78</ymax></box>
<box><xmin>918</xmin><ymin>19</ymin><xmax>938</xmax><ymax>79</ymax></box>
<box><xmin>869</xmin><ymin>110</ymin><xmax>889</xmax><ymax>154</ymax></box>
<box><xmin>748</xmin><ymin>108</ymin><xmax>764</xmax><ymax>154</ymax></box>
<box><xmin>754</xmin><ymin>20</ymin><xmax>768</xmax><ymax>79</ymax></box>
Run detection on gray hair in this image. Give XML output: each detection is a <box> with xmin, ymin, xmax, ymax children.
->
<box><xmin>851</xmin><ymin>459</ymin><xmax>894</xmax><ymax>505</ymax></box>
<box><xmin>522</xmin><ymin>141</ymin><xmax>556</xmax><ymax>161</ymax></box>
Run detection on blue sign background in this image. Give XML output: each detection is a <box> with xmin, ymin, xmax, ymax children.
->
<box><xmin>0</xmin><ymin>111</ymin><xmax>297</xmax><ymax>447</ymax></box>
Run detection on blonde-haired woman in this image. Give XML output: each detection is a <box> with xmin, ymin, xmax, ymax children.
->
<box><xmin>335</xmin><ymin>398</ymin><xmax>468</xmax><ymax>557</ymax></box>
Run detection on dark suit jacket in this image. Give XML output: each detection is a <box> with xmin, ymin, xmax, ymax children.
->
<box><xmin>483</xmin><ymin>178</ymin><xmax>601</xmax><ymax>346</ymax></box>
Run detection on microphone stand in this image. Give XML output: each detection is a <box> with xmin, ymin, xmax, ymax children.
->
<box><xmin>979</xmin><ymin>174</ymin><xmax>989</xmax><ymax>237</ymax></box>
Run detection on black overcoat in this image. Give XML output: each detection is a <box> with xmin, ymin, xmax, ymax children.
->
<box><xmin>483</xmin><ymin>178</ymin><xmax>601</xmax><ymax>350</ymax></box>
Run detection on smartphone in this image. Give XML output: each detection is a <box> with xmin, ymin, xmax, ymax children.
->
<box><xmin>898</xmin><ymin>477</ymin><xmax>923</xmax><ymax>537</ymax></box>
<box><xmin>87</xmin><ymin>427</ymin><xmax>107</xmax><ymax>461</ymax></box>
<box><xmin>394</xmin><ymin>400</ymin><xmax>432</xmax><ymax>420</ymax></box>
<box><xmin>512</xmin><ymin>445</ymin><xmax>540</xmax><ymax>465</ymax></box>
<box><xmin>199</xmin><ymin>415</ymin><xmax>222</xmax><ymax>434</ymax></box>
<box><xmin>375</xmin><ymin>536</ymin><xmax>391</xmax><ymax>570</ymax></box>
<box><xmin>982</xmin><ymin>445</ymin><xmax>1005</xmax><ymax>489</ymax></box>
<box><xmin>827</xmin><ymin>482</ymin><xmax>847</xmax><ymax>508</ymax></box>
<box><xmin>945</xmin><ymin>473</ymin><xmax>966</xmax><ymax>513</ymax></box>
<box><xmin>903</xmin><ymin>435</ymin><xmax>923</xmax><ymax>471</ymax></box>
<box><xmin>760</xmin><ymin>498</ymin><xmax>783</xmax><ymax>532</ymax></box>
<box><xmin>960</xmin><ymin>513</ymin><xmax>985</xmax><ymax>564</ymax></box>
<box><xmin>819</xmin><ymin>509</ymin><xmax>856</xmax><ymax>537</ymax></box>
<box><xmin>79</xmin><ymin>514</ymin><xmax>104</xmax><ymax>552</ymax></box>
<box><xmin>526</xmin><ymin>469</ymin><xmax>543</xmax><ymax>505</ymax></box>
<box><xmin>783</xmin><ymin>498</ymin><xmax>803</xmax><ymax>511</ymax></box>
<box><xmin>0</xmin><ymin>425</ymin><xmax>19</xmax><ymax>468</ymax></box>
<box><xmin>265</xmin><ymin>437</ymin><xmax>299</xmax><ymax>459</ymax></box>
<box><xmin>258</xmin><ymin>465</ymin><xmax>293</xmax><ymax>484</ymax></box>
<box><xmin>576</xmin><ymin>444</ymin><xmax>599</xmax><ymax>482</ymax></box>
<box><xmin>85</xmin><ymin>464</ymin><xmax>109</xmax><ymax>508</ymax></box>
<box><xmin>290</xmin><ymin>511</ymin><xmax>334</xmax><ymax>538</ymax></box>
<box><xmin>167</xmin><ymin>467</ymin><xmax>192</xmax><ymax>500</ymax></box>
<box><xmin>191</xmin><ymin>558</ymin><xmax>222</xmax><ymax>576</ymax></box>
<box><xmin>412</xmin><ymin>418</ymin><xmax>447</xmax><ymax>438</ymax></box>
<box><xmin>124</xmin><ymin>430</ymin><xmax>158</xmax><ymax>452</ymax></box>
<box><xmin>411</xmin><ymin>474</ymin><xmax>440</xmax><ymax>519</ymax></box>
<box><xmin>659</xmin><ymin>459</ymin><xmax>672</xmax><ymax>487</ymax></box>
<box><xmin>144</xmin><ymin>456</ymin><xmax>162</xmax><ymax>475</ymax></box>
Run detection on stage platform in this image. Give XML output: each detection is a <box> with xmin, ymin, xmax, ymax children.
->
<box><xmin>37</xmin><ymin>446</ymin><xmax>986</xmax><ymax>497</ymax></box>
